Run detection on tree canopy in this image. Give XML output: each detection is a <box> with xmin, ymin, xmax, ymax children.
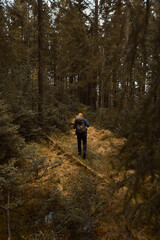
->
<box><xmin>0</xmin><ymin>0</ymin><xmax>160</xmax><ymax>239</ymax></box>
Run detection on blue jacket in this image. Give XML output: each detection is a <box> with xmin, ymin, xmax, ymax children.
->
<box><xmin>73</xmin><ymin>118</ymin><xmax>90</xmax><ymax>136</ymax></box>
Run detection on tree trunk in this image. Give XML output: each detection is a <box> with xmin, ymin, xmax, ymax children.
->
<box><xmin>91</xmin><ymin>0</ymin><xmax>99</xmax><ymax>110</ymax></box>
<box><xmin>141</xmin><ymin>0</ymin><xmax>150</xmax><ymax>94</ymax></box>
<box><xmin>38</xmin><ymin>0</ymin><xmax>44</xmax><ymax>116</ymax></box>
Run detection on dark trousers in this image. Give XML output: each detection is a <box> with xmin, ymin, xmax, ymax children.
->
<box><xmin>77</xmin><ymin>134</ymin><xmax>87</xmax><ymax>153</ymax></box>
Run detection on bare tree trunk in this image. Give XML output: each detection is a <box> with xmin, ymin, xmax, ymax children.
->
<box><xmin>92</xmin><ymin>0</ymin><xmax>99</xmax><ymax>110</ymax></box>
<box><xmin>7</xmin><ymin>192</ymin><xmax>11</xmax><ymax>240</ymax></box>
<box><xmin>38</xmin><ymin>0</ymin><xmax>44</xmax><ymax>116</ymax></box>
<box><xmin>141</xmin><ymin>0</ymin><xmax>150</xmax><ymax>94</ymax></box>
<box><xmin>0</xmin><ymin>192</ymin><xmax>11</xmax><ymax>240</ymax></box>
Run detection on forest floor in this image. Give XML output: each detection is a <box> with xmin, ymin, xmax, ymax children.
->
<box><xmin>30</xmin><ymin>119</ymin><xmax>147</xmax><ymax>240</ymax></box>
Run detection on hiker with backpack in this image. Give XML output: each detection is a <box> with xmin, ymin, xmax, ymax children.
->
<box><xmin>73</xmin><ymin>113</ymin><xmax>90</xmax><ymax>159</ymax></box>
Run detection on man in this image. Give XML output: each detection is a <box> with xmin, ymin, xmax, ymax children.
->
<box><xmin>73</xmin><ymin>113</ymin><xmax>90</xmax><ymax>159</ymax></box>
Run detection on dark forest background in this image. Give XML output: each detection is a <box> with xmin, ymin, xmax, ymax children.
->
<box><xmin>0</xmin><ymin>0</ymin><xmax>160</xmax><ymax>239</ymax></box>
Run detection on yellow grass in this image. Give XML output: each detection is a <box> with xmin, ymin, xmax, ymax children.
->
<box><xmin>26</xmin><ymin>121</ymin><xmax>149</xmax><ymax>240</ymax></box>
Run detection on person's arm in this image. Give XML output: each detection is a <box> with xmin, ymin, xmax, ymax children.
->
<box><xmin>84</xmin><ymin>119</ymin><xmax>90</xmax><ymax>127</ymax></box>
<box><xmin>73</xmin><ymin>120</ymin><xmax>76</xmax><ymax>129</ymax></box>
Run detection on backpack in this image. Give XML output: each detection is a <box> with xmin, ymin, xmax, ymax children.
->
<box><xmin>75</xmin><ymin>116</ymin><xmax>86</xmax><ymax>135</ymax></box>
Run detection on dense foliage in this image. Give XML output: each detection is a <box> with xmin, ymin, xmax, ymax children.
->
<box><xmin>0</xmin><ymin>0</ymin><xmax>160</xmax><ymax>239</ymax></box>
<box><xmin>116</xmin><ymin>82</ymin><xmax>160</xmax><ymax>237</ymax></box>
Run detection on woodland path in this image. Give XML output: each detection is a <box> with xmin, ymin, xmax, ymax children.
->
<box><xmin>46</xmin><ymin>123</ymin><xmax>124</xmax><ymax>183</ymax></box>
<box><xmin>40</xmin><ymin>121</ymin><xmax>124</xmax><ymax>195</ymax></box>
<box><xmin>33</xmin><ymin>121</ymin><xmax>140</xmax><ymax>240</ymax></box>
<box><xmin>27</xmin><ymin>117</ymin><xmax>149</xmax><ymax>240</ymax></box>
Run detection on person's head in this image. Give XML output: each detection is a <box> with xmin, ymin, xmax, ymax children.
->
<box><xmin>78</xmin><ymin>113</ymin><xmax>83</xmax><ymax>116</ymax></box>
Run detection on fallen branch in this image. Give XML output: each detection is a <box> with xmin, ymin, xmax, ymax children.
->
<box><xmin>46</xmin><ymin>135</ymin><xmax>109</xmax><ymax>184</ymax></box>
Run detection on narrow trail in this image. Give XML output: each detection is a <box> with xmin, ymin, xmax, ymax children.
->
<box><xmin>46</xmin><ymin>135</ymin><xmax>109</xmax><ymax>184</ymax></box>
<box><xmin>31</xmin><ymin>122</ymin><xmax>132</xmax><ymax>239</ymax></box>
<box><xmin>39</xmin><ymin>122</ymin><xmax>125</xmax><ymax>190</ymax></box>
<box><xmin>24</xmin><ymin>120</ymin><xmax>148</xmax><ymax>239</ymax></box>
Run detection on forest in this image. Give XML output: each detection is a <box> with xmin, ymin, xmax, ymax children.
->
<box><xmin>0</xmin><ymin>0</ymin><xmax>160</xmax><ymax>239</ymax></box>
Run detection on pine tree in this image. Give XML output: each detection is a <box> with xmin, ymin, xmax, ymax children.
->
<box><xmin>0</xmin><ymin>100</ymin><xmax>24</xmax><ymax>164</ymax></box>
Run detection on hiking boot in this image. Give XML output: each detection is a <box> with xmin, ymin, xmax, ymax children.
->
<box><xmin>83</xmin><ymin>152</ymin><xmax>86</xmax><ymax>159</ymax></box>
